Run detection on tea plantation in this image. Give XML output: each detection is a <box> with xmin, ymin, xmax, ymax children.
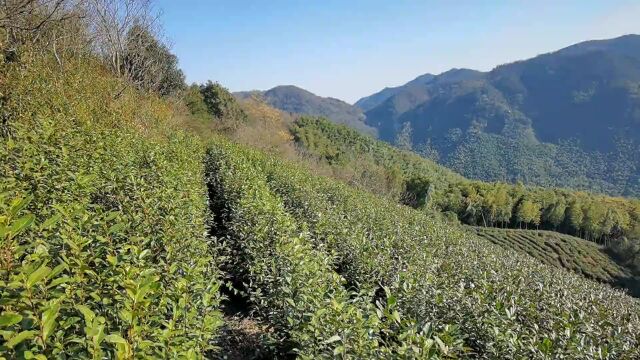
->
<box><xmin>468</xmin><ymin>227</ymin><xmax>629</xmax><ymax>285</ymax></box>
<box><xmin>1</xmin><ymin>55</ymin><xmax>224</xmax><ymax>357</ymax></box>
<box><xmin>3</xmin><ymin>10</ymin><xmax>640</xmax><ymax>359</ymax></box>
<box><xmin>203</xmin><ymin>139</ymin><xmax>640</xmax><ymax>358</ymax></box>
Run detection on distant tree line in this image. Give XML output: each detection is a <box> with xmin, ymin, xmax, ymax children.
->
<box><xmin>406</xmin><ymin>175</ymin><xmax>640</xmax><ymax>243</ymax></box>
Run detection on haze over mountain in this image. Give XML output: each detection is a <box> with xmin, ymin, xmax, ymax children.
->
<box><xmin>356</xmin><ymin>34</ymin><xmax>640</xmax><ymax>197</ymax></box>
<box><xmin>235</xmin><ymin>85</ymin><xmax>376</xmax><ymax>135</ymax></box>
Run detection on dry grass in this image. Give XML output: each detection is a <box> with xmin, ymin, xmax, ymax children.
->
<box><xmin>215</xmin><ymin>315</ymin><xmax>273</xmax><ymax>360</ymax></box>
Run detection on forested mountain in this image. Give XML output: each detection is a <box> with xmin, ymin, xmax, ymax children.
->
<box><xmin>235</xmin><ymin>85</ymin><xmax>376</xmax><ymax>135</ymax></box>
<box><xmin>357</xmin><ymin>35</ymin><xmax>640</xmax><ymax>197</ymax></box>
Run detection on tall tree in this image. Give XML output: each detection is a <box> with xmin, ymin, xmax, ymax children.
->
<box><xmin>122</xmin><ymin>23</ymin><xmax>185</xmax><ymax>95</ymax></box>
<box><xmin>566</xmin><ymin>197</ymin><xmax>585</xmax><ymax>236</ymax></box>
<box><xmin>516</xmin><ymin>199</ymin><xmax>540</xmax><ymax>229</ymax></box>
<box><xmin>546</xmin><ymin>196</ymin><xmax>567</xmax><ymax>230</ymax></box>
<box><xmin>199</xmin><ymin>81</ymin><xmax>247</xmax><ymax>132</ymax></box>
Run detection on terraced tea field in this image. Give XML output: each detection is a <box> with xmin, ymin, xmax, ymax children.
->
<box><xmin>468</xmin><ymin>226</ymin><xmax>629</xmax><ymax>285</ymax></box>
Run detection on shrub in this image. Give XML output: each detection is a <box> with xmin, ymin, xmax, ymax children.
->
<box><xmin>253</xmin><ymin>147</ymin><xmax>640</xmax><ymax>358</ymax></box>
<box><xmin>205</xmin><ymin>140</ymin><xmax>464</xmax><ymax>358</ymax></box>
<box><xmin>0</xmin><ymin>53</ymin><xmax>223</xmax><ymax>358</ymax></box>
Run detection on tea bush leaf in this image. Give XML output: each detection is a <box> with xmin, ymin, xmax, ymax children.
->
<box><xmin>0</xmin><ymin>313</ymin><xmax>22</xmax><ymax>327</ymax></box>
<box><xmin>7</xmin><ymin>214</ymin><xmax>35</xmax><ymax>239</ymax></box>
<box><xmin>6</xmin><ymin>330</ymin><xmax>37</xmax><ymax>349</ymax></box>
<box><xmin>26</xmin><ymin>265</ymin><xmax>51</xmax><ymax>288</ymax></box>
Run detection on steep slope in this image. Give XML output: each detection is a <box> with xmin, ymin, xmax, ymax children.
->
<box><xmin>1</xmin><ymin>54</ymin><xmax>224</xmax><ymax>357</ymax></box>
<box><xmin>235</xmin><ymin>85</ymin><xmax>376</xmax><ymax>135</ymax></box>
<box><xmin>291</xmin><ymin>117</ymin><xmax>640</xmax><ymax>295</ymax></box>
<box><xmin>360</xmin><ymin>35</ymin><xmax>640</xmax><ymax>197</ymax></box>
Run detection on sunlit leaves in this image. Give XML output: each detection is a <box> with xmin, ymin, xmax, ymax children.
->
<box><xmin>215</xmin><ymin>136</ymin><xmax>640</xmax><ymax>358</ymax></box>
<box><xmin>1</xmin><ymin>54</ymin><xmax>224</xmax><ymax>358</ymax></box>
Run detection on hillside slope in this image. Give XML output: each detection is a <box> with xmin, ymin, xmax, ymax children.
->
<box><xmin>204</xmin><ymin>137</ymin><xmax>640</xmax><ymax>358</ymax></box>
<box><xmin>7</xmin><ymin>5</ymin><xmax>640</xmax><ymax>357</ymax></box>
<box><xmin>468</xmin><ymin>227</ymin><xmax>639</xmax><ymax>296</ymax></box>
<box><xmin>1</xmin><ymin>54</ymin><xmax>224</xmax><ymax>357</ymax></box>
<box><xmin>358</xmin><ymin>35</ymin><xmax>640</xmax><ymax>197</ymax></box>
<box><xmin>291</xmin><ymin>117</ymin><xmax>640</xmax><ymax>293</ymax></box>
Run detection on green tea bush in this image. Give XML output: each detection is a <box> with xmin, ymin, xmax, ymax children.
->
<box><xmin>205</xmin><ymin>140</ymin><xmax>464</xmax><ymax>359</ymax></box>
<box><xmin>468</xmin><ymin>227</ymin><xmax>629</xmax><ymax>285</ymax></box>
<box><xmin>252</xmin><ymin>150</ymin><xmax>640</xmax><ymax>358</ymax></box>
<box><xmin>0</xmin><ymin>54</ymin><xmax>223</xmax><ymax>358</ymax></box>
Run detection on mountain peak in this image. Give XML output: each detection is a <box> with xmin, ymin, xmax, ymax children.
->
<box><xmin>235</xmin><ymin>85</ymin><xmax>376</xmax><ymax>135</ymax></box>
<box><xmin>267</xmin><ymin>84</ymin><xmax>312</xmax><ymax>94</ymax></box>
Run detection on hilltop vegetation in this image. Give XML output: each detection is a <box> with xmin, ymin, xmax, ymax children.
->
<box><xmin>356</xmin><ymin>35</ymin><xmax>640</xmax><ymax>197</ymax></box>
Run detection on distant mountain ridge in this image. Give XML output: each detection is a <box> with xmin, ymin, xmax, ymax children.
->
<box><xmin>354</xmin><ymin>34</ymin><xmax>640</xmax><ymax>197</ymax></box>
<box><xmin>235</xmin><ymin>85</ymin><xmax>376</xmax><ymax>135</ymax></box>
<box><xmin>354</xmin><ymin>73</ymin><xmax>436</xmax><ymax>112</ymax></box>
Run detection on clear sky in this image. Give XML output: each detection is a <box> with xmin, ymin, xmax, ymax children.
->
<box><xmin>156</xmin><ymin>0</ymin><xmax>640</xmax><ymax>104</ymax></box>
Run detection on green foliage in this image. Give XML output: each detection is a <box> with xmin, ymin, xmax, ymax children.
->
<box><xmin>183</xmin><ymin>84</ymin><xmax>210</xmax><ymax>119</ymax></box>
<box><xmin>0</xmin><ymin>53</ymin><xmax>223</xmax><ymax>358</ymax></box>
<box><xmin>444</xmin><ymin>132</ymin><xmax>640</xmax><ymax>199</ymax></box>
<box><xmin>515</xmin><ymin>199</ymin><xmax>541</xmax><ymax>229</ymax></box>
<box><xmin>610</xmin><ymin>236</ymin><xmax>640</xmax><ymax>275</ymax></box>
<box><xmin>469</xmin><ymin>227</ymin><xmax>630</xmax><ymax>286</ymax></box>
<box><xmin>200</xmin><ymin>81</ymin><xmax>247</xmax><ymax>127</ymax></box>
<box><xmin>292</xmin><ymin>116</ymin><xmax>640</xmax><ymax>258</ymax></box>
<box><xmin>247</xmin><ymin>144</ymin><xmax>640</xmax><ymax>358</ymax></box>
<box><xmin>123</xmin><ymin>24</ymin><xmax>186</xmax><ymax>96</ymax></box>
<box><xmin>205</xmin><ymin>139</ymin><xmax>462</xmax><ymax>358</ymax></box>
<box><xmin>291</xmin><ymin>116</ymin><xmax>463</xmax><ymax>200</ymax></box>
<box><xmin>180</xmin><ymin>81</ymin><xmax>250</xmax><ymax>137</ymax></box>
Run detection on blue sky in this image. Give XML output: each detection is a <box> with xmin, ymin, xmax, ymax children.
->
<box><xmin>157</xmin><ymin>0</ymin><xmax>640</xmax><ymax>103</ymax></box>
